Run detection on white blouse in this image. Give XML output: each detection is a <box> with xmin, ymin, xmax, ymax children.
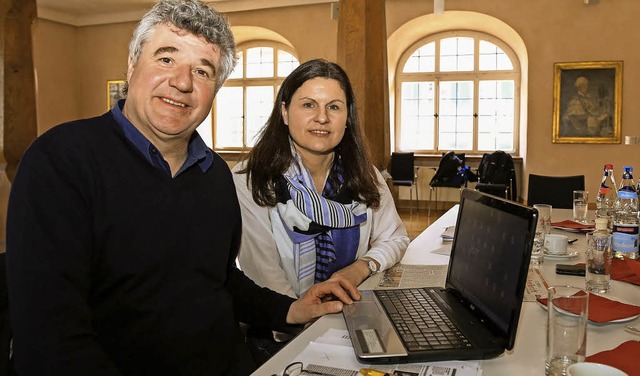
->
<box><xmin>232</xmin><ymin>161</ymin><xmax>410</xmax><ymax>298</ymax></box>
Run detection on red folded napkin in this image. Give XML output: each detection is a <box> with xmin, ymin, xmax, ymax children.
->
<box><xmin>537</xmin><ymin>291</ymin><xmax>640</xmax><ymax>323</ymax></box>
<box><xmin>586</xmin><ymin>340</ymin><xmax>640</xmax><ymax>376</ymax></box>
<box><xmin>551</xmin><ymin>220</ymin><xmax>595</xmax><ymax>230</ymax></box>
<box><xmin>574</xmin><ymin>258</ymin><xmax>640</xmax><ymax>286</ymax></box>
<box><xmin>588</xmin><ymin>293</ymin><xmax>640</xmax><ymax>323</ymax></box>
<box><xmin>612</xmin><ymin>257</ymin><xmax>640</xmax><ymax>286</ymax></box>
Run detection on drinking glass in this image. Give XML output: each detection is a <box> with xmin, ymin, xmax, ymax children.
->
<box><xmin>545</xmin><ymin>286</ymin><xmax>589</xmax><ymax>376</ymax></box>
<box><xmin>573</xmin><ymin>190</ymin><xmax>589</xmax><ymax>224</ymax></box>
<box><xmin>585</xmin><ymin>232</ymin><xmax>612</xmax><ymax>293</ymax></box>
<box><xmin>532</xmin><ymin>204</ymin><xmax>552</xmax><ymax>266</ymax></box>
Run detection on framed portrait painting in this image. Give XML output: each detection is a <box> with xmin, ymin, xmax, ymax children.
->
<box><xmin>552</xmin><ymin>61</ymin><xmax>622</xmax><ymax>144</ymax></box>
<box><xmin>107</xmin><ymin>80</ymin><xmax>127</xmax><ymax>110</ymax></box>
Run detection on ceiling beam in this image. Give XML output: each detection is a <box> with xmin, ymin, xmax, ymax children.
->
<box><xmin>37</xmin><ymin>0</ymin><xmax>337</xmax><ymax>27</ymax></box>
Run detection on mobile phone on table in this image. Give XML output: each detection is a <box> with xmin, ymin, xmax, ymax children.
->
<box><xmin>555</xmin><ymin>264</ymin><xmax>585</xmax><ymax>276</ymax></box>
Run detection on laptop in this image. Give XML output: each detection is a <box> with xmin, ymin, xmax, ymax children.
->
<box><xmin>343</xmin><ymin>188</ymin><xmax>538</xmax><ymax>364</ymax></box>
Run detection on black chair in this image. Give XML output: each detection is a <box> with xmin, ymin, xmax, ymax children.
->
<box><xmin>527</xmin><ymin>174</ymin><xmax>585</xmax><ymax>209</ymax></box>
<box><xmin>475</xmin><ymin>151</ymin><xmax>517</xmax><ymax>201</ymax></box>
<box><xmin>389</xmin><ymin>152</ymin><xmax>419</xmax><ymax>212</ymax></box>
<box><xmin>428</xmin><ymin>151</ymin><xmax>466</xmax><ymax>216</ymax></box>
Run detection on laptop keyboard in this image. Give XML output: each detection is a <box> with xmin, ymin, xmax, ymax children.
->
<box><xmin>375</xmin><ymin>289</ymin><xmax>473</xmax><ymax>352</ymax></box>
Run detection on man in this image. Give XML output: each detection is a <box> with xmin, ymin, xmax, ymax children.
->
<box><xmin>5</xmin><ymin>1</ymin><xmax>359</xmax><ymax>375</ymax></box>
<box><xmin>562</xmin><ymin>75</ymin><xmax>612</xmax><ymax>137</ymax></box>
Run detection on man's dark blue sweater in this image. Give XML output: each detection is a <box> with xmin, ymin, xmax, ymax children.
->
<box><xmin>6</xmin><ymin>111</ymin><xmax>296</xmax><ymax>375</ymax></box>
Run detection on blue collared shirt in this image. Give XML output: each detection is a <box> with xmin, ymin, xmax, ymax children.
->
<box><xmin>111</xmin><ymin>99</ymin><xmax>213</xmax><ymax>177</ymax></box>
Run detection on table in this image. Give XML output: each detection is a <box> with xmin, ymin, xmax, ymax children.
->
<box><xmin>253</xmin><ymin>207</ymin><xmax>640</xmax><ymax>376</ymax></box>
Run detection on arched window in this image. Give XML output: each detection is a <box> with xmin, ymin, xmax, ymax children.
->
<box><xmin>202</xmin><ymin>42</ymin><xmax>299</xmax><ymax>150</ymax></box>
<box><xmin>395</xmin><ymin>31</ymin><xmax>520</xmax><ymax>154</ymax></box>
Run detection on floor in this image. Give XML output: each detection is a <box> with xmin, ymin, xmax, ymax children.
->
<box><xmin>396</xmin><ymin>206</ymin><xmax>447</xmax><ymax>240</ymax></box>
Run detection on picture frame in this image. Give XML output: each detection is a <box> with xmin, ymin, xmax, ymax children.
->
<box><xmin>552</xmin><ymin>61</ymin><xmax>622</xmax><ymax>144</ymax></box>
<box><xmin>107</xmin><ymin>80</ymin><xmax>127</xmax><ymax>110</ymax></box>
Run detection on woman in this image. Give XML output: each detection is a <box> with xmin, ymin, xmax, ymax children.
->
<box><xmin>233</xmin><ymin>59</ymin><xmax>409</xmax><ymax>298</ymax></box>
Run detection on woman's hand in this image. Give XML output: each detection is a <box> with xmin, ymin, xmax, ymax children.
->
<box><xmin>330</xmin><ymin>259</ymin><xmax>372</xmax><ymax>288</ymax></box>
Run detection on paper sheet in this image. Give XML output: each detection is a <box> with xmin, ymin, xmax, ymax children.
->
<box><xmin>288</xmin><ymin>329</ymin><xmax>483</xmax><ymax>376</ymax></box>
<box><xmin>524</xmin><ymin>267</ymin><xmax>549</xmax><ymax>301</ymax></box>
<box><xmin>431</xmin><ymin>244</ymin><xmax>453</xmax><ymax>256</ymax></box>
<box><xmin>376</xmin><ymin>257</ymin><xmax>546</xmax><ymax>301</ymax></box>
<box><xmin>375</xmin><ymin>264</ymin><xmax>448</xmax><ymax>289</ymax></box>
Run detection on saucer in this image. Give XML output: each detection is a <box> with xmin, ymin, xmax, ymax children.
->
<box><xmin>543</xmin><ymin>250</ymin><xmax>579</xmax><ymax>260</ymax></box>
<box><xmin>592</xmin><ymin>314</ymin><xmax>640</xmax><ymax>325</ymax></box>
<box><xmin>538</xmin><ymin>298</ymin><xmax>640</xmax><ymax>325</ymax></box>
<box><xmin>567</xmin><ymin>362</ymin><xmax>628</xmax><ymax>376</ymax></box>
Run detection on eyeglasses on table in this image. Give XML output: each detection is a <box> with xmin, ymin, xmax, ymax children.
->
<box><xmin>272</xmin><ymin>361</ymin><xmax>332</xmax><ymax>376</ymax></box>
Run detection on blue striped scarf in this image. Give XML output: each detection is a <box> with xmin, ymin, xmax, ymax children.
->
<box><xmin>275</xmin><ymin>148</ymin><xmax>367</xmax><ymax>293</ymax></box>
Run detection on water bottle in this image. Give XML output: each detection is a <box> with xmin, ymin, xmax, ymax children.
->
<box><xmin>595</xmin><ymin>163</ymin><xmax>617</xmax><ymax>232</ymax></box>
<box><xmin>586</xmin><ymin>217</ymin><xmax>612</xmax><ymax>293</ymax></box>
<box><xmin>612</xmin><ymin>166</ymin><xmax>639</xmax><ymax>260</ymax></box>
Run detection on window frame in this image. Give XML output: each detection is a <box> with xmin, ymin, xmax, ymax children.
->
<box><xmin>395</xmin><ymin>30</ymin><xmax>521</xmax><ymax>155</ymax></box>
<box><xmin>212</xmin><ymin>41</ymin><xmax>299</xmax><ymax>151</ymax></box>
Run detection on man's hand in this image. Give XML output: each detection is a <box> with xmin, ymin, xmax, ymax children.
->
<box><xmin>286</xmin><ymin>277</ymin><xmax>361</xmax><ymax>324</ymax></box>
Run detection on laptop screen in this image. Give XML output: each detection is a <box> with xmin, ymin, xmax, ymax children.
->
<box><xmin>447</xmin><ymin>190</ymin><xmax>536</xmax><ymax>336</ymax></box>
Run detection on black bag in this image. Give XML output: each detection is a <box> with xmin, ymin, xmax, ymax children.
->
<box><xmin>477</xmin><ymin>151</ymin><xmax>517</xmax><ymax>199</ymax></box>
<box><xmin>430</xmin><ymin>151</ymin><xmax>466</xmax><ymax>186</ymax></box>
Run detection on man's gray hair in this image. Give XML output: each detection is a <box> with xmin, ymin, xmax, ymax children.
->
<box><xmin>129</xmin><ymin>0</ymin><xmax>237</xmax><ymax>90</ymax></box>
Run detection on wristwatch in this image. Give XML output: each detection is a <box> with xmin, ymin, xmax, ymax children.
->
<box><xmin>361</xmin><ymin>256</ymin><xmax>380</xmax><ymax>275</ymax></box>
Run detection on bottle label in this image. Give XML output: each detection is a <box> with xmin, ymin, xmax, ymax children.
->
<box><xmin>618</xmin><ymin>190</ymin><xmax>638</xmax><ymax>199</ymax></box>
<box><xmin>599</xmin><ymin>187</ymin><xmax>610</xmax><ymax>195</ymax></box>
<box><xmin>613</xmin><ymin>224</ymin><xmax>639</xmax><ymax>253</ymax></box>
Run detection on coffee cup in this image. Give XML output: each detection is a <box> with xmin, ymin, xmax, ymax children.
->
<box><xmin>566</xmin><ymin>362</ymin><xmax>628</xmax><ymax>376</ymax></box>
<box><xmin>545</xmin><ymin>234</ymin><xmax>568</xmax><ymax>255</ymax></box>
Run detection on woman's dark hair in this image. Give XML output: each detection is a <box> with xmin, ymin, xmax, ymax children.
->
<box><xmin>239</xmin><ymin>58</ymin><xmax>381</xmax><ymax>208</ymax></box>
